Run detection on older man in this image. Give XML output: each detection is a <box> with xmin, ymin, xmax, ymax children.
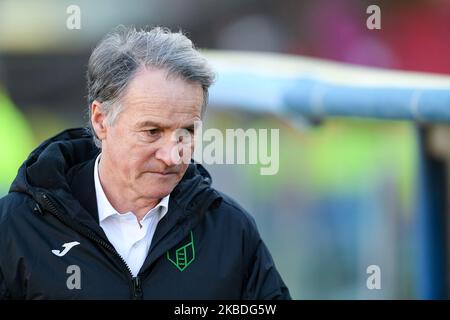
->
<box><xmin>0</xmin><ymin>26</ymin><xmax>290</xmax><ymax>299</ymax></box>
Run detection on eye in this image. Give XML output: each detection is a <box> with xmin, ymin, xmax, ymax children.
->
<box><xmin>145</xmin><ymin>128</ymin><xmax>161</xmax><ymax>138</ymax></box>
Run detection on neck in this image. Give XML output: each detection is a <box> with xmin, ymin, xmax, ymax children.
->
<box><xmin>98</xmin><ymin>156</ymin><xmax>159</xmax><ymax>221</ymax></box>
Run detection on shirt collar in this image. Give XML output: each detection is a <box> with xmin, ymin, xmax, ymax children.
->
<box><xmin>94</xmin><ymin>154</ymin><xmax>170</xmax><ymax>223</ymax></box>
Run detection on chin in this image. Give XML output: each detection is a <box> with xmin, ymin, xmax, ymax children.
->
<box><xmin>144</xmin><ymin>183</ymin><xmax>175</xmax><ymax>197</ymax></box>
<box><xmin>136</xmin><ymin>174</ymin><xmax>179</xmax><ymax>196</ymax></box>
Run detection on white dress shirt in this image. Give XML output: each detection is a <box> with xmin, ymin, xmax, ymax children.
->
<box><xmin>94</xmin><ymin>154</ymin><xmax>169</xmax><ymax>277</ymax></box>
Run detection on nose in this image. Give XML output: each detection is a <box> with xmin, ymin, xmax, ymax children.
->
<box><xmin>155</xmin><ymin>136</ymin><xmax>181</xmax><ymax>167</ymax></box>
<box><xmin>155</xmin><ymin>129</ymin><xmax>194</xmax><ymax>167</ymax></box>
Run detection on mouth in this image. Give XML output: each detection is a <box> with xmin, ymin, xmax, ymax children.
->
<box><xmin>148</xmin><ymin>171</ymin><xmax>176</xmax><ymax>176</ymax></box>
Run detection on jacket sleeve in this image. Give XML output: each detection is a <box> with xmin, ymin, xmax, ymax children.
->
<box><xmin>241</xmin><ymin>215</ymin><xmax>291</xmax><ymax>300</ymax></box>
<box><xmin>0</xmin><ymin>266</ymin><xmax>11</xmax><ymax>300</ymax></box>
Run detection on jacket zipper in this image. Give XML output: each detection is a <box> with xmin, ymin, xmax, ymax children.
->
<box><xmin>40</xmin><ymin>193</ymin><xmax>143</xmax><ymax>299</ymax></box>
<box><xmin>132</xmin><ymin>276</ymin><xmax>142</xmax><ymax>299</ymax></box>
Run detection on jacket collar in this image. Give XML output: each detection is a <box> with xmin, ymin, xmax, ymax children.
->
<box><xmin>67</xmin><ymin>156</ymin><xmax>99</xmax><ymax>223</ymax></box>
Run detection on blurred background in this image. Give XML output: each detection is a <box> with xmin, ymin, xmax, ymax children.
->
<box><xmin>1</xmin><ymin>0</ymin><xmax>449</xmax><ymax>299</ymax></box>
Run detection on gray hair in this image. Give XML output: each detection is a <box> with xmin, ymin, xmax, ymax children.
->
<box><xmin>87</xmin><ymin>25</ymin><xmax>215</xmax><ymax>148</ymax></box>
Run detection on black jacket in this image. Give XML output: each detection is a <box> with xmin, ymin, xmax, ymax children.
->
<box><xmin>0</xmin><ymin>128</ymin><xmax>290</xmax><ymax>300</ymax></box>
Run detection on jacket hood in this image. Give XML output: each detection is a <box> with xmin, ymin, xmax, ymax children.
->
<box><xmin>9</xmin><ymin>128</ymin><xmax>221</xmax><ymax>229</ymax></box>
<box><xmin>10</xmin><ymin>128</ymin><xmax>98</xmax><ymax>201</ymax></box>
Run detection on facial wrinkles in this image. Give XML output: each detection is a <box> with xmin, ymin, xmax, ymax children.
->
<box><xmin>123</xmin><ymin>73</ymin><xmax>203</xmax><ymax>117</ymax></box>
<box><xmin>126</xmin><ymin>97</ymin><xmax>202</xmax><ymax>123</ymax></box>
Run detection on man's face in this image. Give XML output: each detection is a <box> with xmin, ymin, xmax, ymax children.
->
<box><xmin>97</xmin><ymin>67</ymin><xmax>203</xmax><ymax>201</ymax></box>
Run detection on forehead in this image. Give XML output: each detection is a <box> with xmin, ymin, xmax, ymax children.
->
<box><xmin>120</xmin><ymin>67</ymin><xmax>203</xmax><ymax>125</ymax></box>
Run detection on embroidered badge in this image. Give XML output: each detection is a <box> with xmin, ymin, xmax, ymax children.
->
<box><xmin>166</xmin><ymin>231</ymin><xmax>195</xmax><ymax>271</ymax></box>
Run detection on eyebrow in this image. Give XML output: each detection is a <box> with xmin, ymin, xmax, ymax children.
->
<box><xmin>136</xmin><ymin>120</ymin><xmax>196</xmax><ymax>130</ymax></box>
<box><xmin>136</xmin><ymin>120</ymin><xmax>165</xmax><ymax>129</ymax></box>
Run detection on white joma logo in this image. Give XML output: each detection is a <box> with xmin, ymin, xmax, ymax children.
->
<box><xmin>52</xmin><ymin>241</ymin><xmax>80</xmax><ymax>257</ymax></box>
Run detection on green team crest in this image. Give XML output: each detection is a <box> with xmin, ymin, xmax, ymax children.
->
<box><xmin>166</xmin><ymin>231</ymin><xmax>195</xmax><ymax>271</ymax></box>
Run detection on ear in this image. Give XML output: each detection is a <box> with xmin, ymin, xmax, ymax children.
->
<box><xmin>90</xmin><ymin>100</ymin><xmax>107</xmax><ymax>141</ymax></box>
